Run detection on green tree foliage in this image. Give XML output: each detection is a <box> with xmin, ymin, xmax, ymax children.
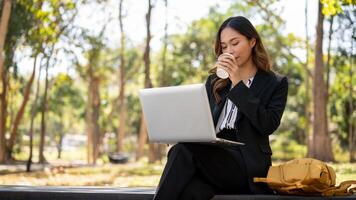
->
<box><xmin>2</xmin><ymin>0</ymin><xmax>354</xmax><ymax>163</ymax></box>
<box><xmin>321</xmin><ymin>0</ymin><xmax>355</xmax><ymax>16</ymax></box>
<box><xmin>49</xmin><ymin>73</ymin><xmax>83</xmax><ymax>117</ymax></box>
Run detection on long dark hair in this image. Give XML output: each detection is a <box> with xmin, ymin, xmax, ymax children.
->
<box><xmin>209</xmin><ymin>16</ymin><xmax>271</xmax><ymax>103</ymax></box>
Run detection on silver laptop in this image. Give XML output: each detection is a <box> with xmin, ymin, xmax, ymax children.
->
<box><xmin>138</xmin><ymin>84</ymin><xmax>244</xmax><ymax>146</ymax></box>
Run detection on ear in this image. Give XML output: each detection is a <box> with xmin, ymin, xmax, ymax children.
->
<box><xmin>250</xmin><ymin>38</ymin><xmax>256</xmax><ymax>48</ymax></box>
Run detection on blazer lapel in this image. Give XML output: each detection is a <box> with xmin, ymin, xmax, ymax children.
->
<box><xmin>212</xmin><ymin>81</ymin><xmax>231</xmax><ymax>126</ymax></box>
<box><xmin>249</xmin><ymin>69</ymin><xmax>270</xmax><ymax>97</ymax></box>
<box><xmin>211</xmin><ymin>69</ymin><xmax>271</xmax><ymax>126</ymax></box>
<box><xmin>234</xmin><ymin>69</ymin><xmax>270</xmax><ymax>123</ymax></box>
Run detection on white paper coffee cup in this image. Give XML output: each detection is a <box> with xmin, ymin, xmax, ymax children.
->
<box><xmin>217</xmin><ymin>68</ymin><xmax>229</xmax><ymax>79</ymax></box>
<box><xmin>216</xmin><ymin>53</ymin><xmax>234</xmax><ymax>79</ymax></box>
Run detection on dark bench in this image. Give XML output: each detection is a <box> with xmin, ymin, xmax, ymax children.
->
<box><xmin>0</xmin><ymin>186</ymin><xmax>354</xmax><ymax>200</ymax></box>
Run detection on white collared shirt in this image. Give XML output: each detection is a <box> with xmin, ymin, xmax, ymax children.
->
<box><xmin>215</xmin><ymin>77</ymin><xmax>254</xmax><ymax>134</ymax></box>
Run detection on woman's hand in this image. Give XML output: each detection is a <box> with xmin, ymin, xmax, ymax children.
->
<box><xmin>216</xmin><ymin>54</ymin><xmax>241</xmax><ymax>86</ymax></box>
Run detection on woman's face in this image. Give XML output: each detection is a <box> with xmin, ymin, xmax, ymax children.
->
<box><xmin>220</xmin><ymin>27</ymin><xmax>256</xmax><ymax>68</ymax></box>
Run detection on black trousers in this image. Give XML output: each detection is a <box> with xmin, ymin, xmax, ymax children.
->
<box><xmin>153</xmin><ymin>129</ymin><xmax>251</xmax><ymax>200</ymax></box>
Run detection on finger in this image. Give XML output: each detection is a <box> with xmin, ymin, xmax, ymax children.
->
<box><xmin>216</xmin><ymin>62</ymin><xmax>233</xmax><ymax>73</ymax></box>
<box><xmin>217</xmin><ymin>60</ymin><xmax>232</xmax><ymax>69</ymax></box>
<box><xmin>219</xmin><ymin>56</ymin><xmax>237</xmax><ymax>67</ymax></box>
<box><xmin>218</xmin><ymin>55</ymin><xmax>231</xmax><ymax>61</ymax></box>
<box><xmin>218</xmin><ymin>54</ymin><xmax>235</xmax><ymax>62</ymax></box>
<box><xmin>219</xmin><ymin>60</ymin><xmax>236</xmax><ymax>69</ymax></box>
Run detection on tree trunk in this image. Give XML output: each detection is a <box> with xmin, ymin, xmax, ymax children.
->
<box><xmin>312</xmin><ymin>1</ymin><xmax>334</xmax><ymax>161</ymax></box>
<box><xmin>0</xmin><ymin>68</ymin><xmax>7</xmax><ymax>163</ymax></box>
<box><xmin>136</xmin><ymin>115</ymin><xmax>148</xmax><ymax>160</ymax></box>
<box><xmin>154</xmin><ymin>0</ymin><xmax>169</xmax><ymax>161</ymax></box>
<box><xmin>325</xmin><ymin>16</ymin><xmax>334</xmax><ymax>101</ymax></box>
<box><xmin>348</xmin><ymin>98</ymin><xmax>355</xmax><ymax>162</ymax></box>
<box><xmin>0</xmin><ymin>0</ymin><xmax>12</xmax><ymax>164</ymax></box>
<box><xmin>160</xmin><ymin>0</ymin><xmax>168</xmax><ymax>87</ymax></box>
<box><xmin>92</xmin><ymin>77</ymin><xmax>100</xmax><ymax>162</ymax></box>
<box><xmin>57</xmin><ymin>131</ymin><xmax>63</xmax><ymax>159</ymax></box>
<box><xmin>137</xmin><ymin>0</ymin><xmax>154</xmax><ymax>161</ymax></box>
<box><xmin>349</xmin><ymin>28</ymin><xmax>355</xmax><ymax>162</ymax></box>
<box><xmin>39</xmin><ymin>54</ymin><xmax>51</xmax><ymax>164</ymax></box>
<box><xmin>117</xmin><ymin>0</ymin><xmax>127</xmax><ymax>153</ymax></box>
<box><xmin>86</xmin><ymin>98</ymin><xmax>93</xmax><ymax>164</ymax></box>
<box><xmin>86</xmin><ymin>75</ymin><xmax>94</xmax><ymax>164</ymax></box>
<box><xmin>27</xmin><ymin>60</ymin><xmax>42</xmax><ymax>172</ymax></box>
<box><xmin>7</xmin><ymin>55</ymin><xmax>37</xmax><ymax>159</ymax></box>
<box><xmin>305</xmin><ymin>0</ymin><xmax>313</xmax><ymax>157</ymax></box>
<box><xmin>86</xmin><ymin>63</ymin><xmax>101</xmax><ymax>164</ymax></box>
<box><xmin>324</xmin><ymin>16</ymin><xmax>334</xmax><ymax>160</ymax></box>
<box><xmin>0</xmin><ymin>0</ymin><xmax>11</xmax><ymax>92</ymax></box>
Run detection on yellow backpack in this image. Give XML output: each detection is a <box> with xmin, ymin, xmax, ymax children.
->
<box><xmin>254</xmin><ymin>158</ymin><xmax>356</xmax><ymax>196</ymax></box>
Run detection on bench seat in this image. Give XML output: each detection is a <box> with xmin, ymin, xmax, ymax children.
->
<box><xmin>0</xmin><ymin>186</ymin><xmax>354</xmax><ymax>200</ymax></box>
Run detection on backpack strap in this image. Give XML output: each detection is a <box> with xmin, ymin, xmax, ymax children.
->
<box><xmin>253</xmin><ymin>177</ymin><xmax>267</xmax><ymax>183</ymax></box>
<box><xmin>321</xmin><ymin>180</ymin><xmax>356</xmax><ymax>196</ymax></box>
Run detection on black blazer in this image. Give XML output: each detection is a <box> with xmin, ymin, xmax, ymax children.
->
<box><xmin>205</xmin><ymin>69</ymin><xmax>288</xmax><ymax>194</ymax></box>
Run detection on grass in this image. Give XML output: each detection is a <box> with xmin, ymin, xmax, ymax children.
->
<box><xmin>2</xmin><ymin>143</ymin><xmax>355</xmax><ymax>187</ymax></box>
<box><xmin>0</xmin><ymin>158</ymin><xmax>355</xmax><ymax>187</ymax></box>
<box><xmin>329</xmin><ymin>163</ymin><xmax>356</xmax><ymax>184</ymax></box>
<box><xmin>12</xmin><ymin>146</ymin><xmax>88</xmax><ymax>163</ymax></box>
<box><xmin>0</xmin><ymin>159</ymin><xmax>163</xmax><ymax>187</ymax></box>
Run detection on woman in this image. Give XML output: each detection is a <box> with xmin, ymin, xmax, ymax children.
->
<box><xmin>153</xmin><ymin>16</ymin><xmax>288</xmax><ymax>200</ymax></box>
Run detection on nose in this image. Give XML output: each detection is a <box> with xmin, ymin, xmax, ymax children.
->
<box><xmin>226</xmin><ymin>45</ymin><xmax>234</xmax><ymax>54</ymax></box>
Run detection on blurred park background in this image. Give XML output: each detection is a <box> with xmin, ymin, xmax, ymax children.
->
<box><xmin>0</xmin><ymin>0</ymin><xmax>355</xmax><ymax>186</ymax></box>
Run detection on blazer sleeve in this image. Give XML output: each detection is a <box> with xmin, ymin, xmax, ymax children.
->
<box><xmin>227</xmin><ymin>76</ymin><xmax>288</xmax><ymax>136</ymax></box>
